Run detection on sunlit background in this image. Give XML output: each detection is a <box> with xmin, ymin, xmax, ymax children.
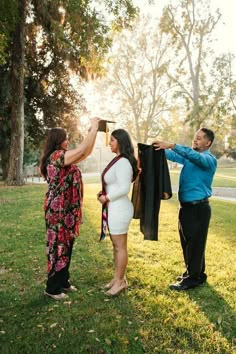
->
<box><xmin>77</xmin><ymin>0</ymin><xmax>236</xmax><ymax>173</ymax></box>
<box><xmin>1</xmin><ymin>0</ymin><xmax>236</xmax><ymax>182</ymax></box>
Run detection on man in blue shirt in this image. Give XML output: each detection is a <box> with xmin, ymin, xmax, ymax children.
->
<box><xmin>154</xmin><ymin>128</ymin><xmax>217</xmax><ymax>291</ymax></box>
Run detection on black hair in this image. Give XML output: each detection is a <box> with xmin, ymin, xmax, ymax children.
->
<box><xmin>200</xmin><ymin>128</ymin><xmax>215</xmax><ymax>146</ymax></box>
<box><xmin>111</xmin><ymin>129</ymin><xmax>138</xmax><ymax>181</ymax></box>
<box><xmin>39</xmin><ymin>127</ymin><xmax>67</xmax><ymax>178</ymax></box>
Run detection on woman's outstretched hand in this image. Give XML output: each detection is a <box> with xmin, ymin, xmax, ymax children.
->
<box><xmin>90</xmin><ymin>117</ymin><xmax>100</xmax><ymax>131</ymax></box>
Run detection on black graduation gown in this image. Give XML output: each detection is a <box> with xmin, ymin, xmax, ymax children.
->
<box><xmin>131</xmin><ymin>143</ymin><xmax>172</xmax><ymax>241</ymax></box>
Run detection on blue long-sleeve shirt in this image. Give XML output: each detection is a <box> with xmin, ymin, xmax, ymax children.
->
<box><xmin>165</xmin><ymin>144</ymin><xmax>217</xmax><ymax>202</ymax></box>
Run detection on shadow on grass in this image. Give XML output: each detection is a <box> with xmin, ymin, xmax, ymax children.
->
<box><xmin>188</xmin><ymin>282</ymin><xmax>236</xmax><ymax>350</ymax></box>
<box><xmin>0</xmin><ymin>215</ymin><xmax>146</xmax><ymax>353</ymax></box>
<box><xmin>1</xmin><ymin>185</ymin><xmax>235</xmax><ymax>353</ymax></box>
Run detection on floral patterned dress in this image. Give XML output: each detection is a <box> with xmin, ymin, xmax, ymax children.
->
<box><xmin>44</xmin><ymin>150</ymin><xmax>83</xmax><ymax>275</ymax></box>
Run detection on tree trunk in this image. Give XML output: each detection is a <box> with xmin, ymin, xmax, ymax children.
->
<box><xmin>6</xmin><ymin>0</ymin><xmax>26</xmax><ymax>186</ymax></box>
<box><xmin>0</xmin><ymin>147</ymin><xmax>10</xmax><ymax>180</ymax></box>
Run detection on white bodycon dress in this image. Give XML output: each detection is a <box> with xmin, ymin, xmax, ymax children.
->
<box><xmin>104</xmin><ymin>157</ymin><xmax>133</xmax><ymax>235</ymax></box>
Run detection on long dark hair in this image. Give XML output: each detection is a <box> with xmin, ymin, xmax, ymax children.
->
<box><xmin>111</xmin><ymin>129</ymin><xmax>138</xmax><ymax>181</ymax></box>
<box><xmin>39</xmin><ymin>127</ymin><xmax>67</xmax><ymax>178</ymax></box>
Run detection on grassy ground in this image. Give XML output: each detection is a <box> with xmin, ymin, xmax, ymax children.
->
<box><xmin>169</xmin><ymin>167</ymin><xmax>236</xmax><ymax>188</ymax></box>
<box><xmin>82</xmin><ymin>167</ymin><xmax>236</xmax><ymax>188</ymax></box>
<box><xmin>0</xmin><ymin>184</ymin><xmax>235</xmax><ymax>354</ymax></box>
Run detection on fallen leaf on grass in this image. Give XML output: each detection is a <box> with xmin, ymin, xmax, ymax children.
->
<box><xmin>105</xmin><ymin>338</ymin><xmax>112</xmax><ymax>345</ymax></box>
<box><xmin>163</xmin><ymin>317</ymin><xmax>171</xmax><ymax>324</ymax></box>
<box><xmin>0</xmin><ymin>268</ymin><xmax>7</xmax><ymax>275</ymax></box>
<box><xmin>88</xmin><ymin>329</ymin><xmax>95</xmax><ymax>333</ymax></box>
<box><xmin>50</xmin><ymin>323</ymin><xmax>58</xmax><ymax>328</ymax></box>
<box><xmin>0</xmin><ymin>331</ymin><xmax>6</xmax><ymax>334</ymax></box>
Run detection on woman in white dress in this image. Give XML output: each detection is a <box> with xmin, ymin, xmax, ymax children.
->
<box><xmin>97</xmin><ymin>129</ymin><xmax>138</xmax><ymax>296</ymax></box>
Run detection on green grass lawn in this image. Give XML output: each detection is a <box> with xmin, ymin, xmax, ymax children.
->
<box><xmin>170</xmin><ymin>167</ymin><xmax>236</xmax><ymax>188</ymax></box>
<box><xmin>0</xmin><ymin>184</ymin><xmax>235</xmax><ymax>353</ymax></box>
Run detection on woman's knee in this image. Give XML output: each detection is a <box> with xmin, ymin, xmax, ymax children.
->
<box><xmin>111</xmin><ymin>234</ymin><xmax>127</xmax><ymax>250</ymax></box>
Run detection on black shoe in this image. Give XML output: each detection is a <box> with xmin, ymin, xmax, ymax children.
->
<box><xmin>176</xmin><ymin>272</ymin><xmax>207</xmax><ymax>283</ymax></box>
<box><xmin>176</xmin><ymin>276</ymin><xmax>183</xmax><ymax>282</ymax></box>
<box><xmin>176</xmin><ymin>273</ymin><xmax>187</xmax><ymax>282</ymax></box>
<box><xmin>199</xmin><ymin>273</ymin><xmax>207</xmax><ymax>284</ymax></box>
<box><xmin>169</xmin><ymin>278</ymin><xmax>201</xmax><ymax>291</ymax></box>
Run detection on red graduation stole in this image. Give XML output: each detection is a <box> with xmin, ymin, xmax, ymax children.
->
<box><xmin>100</xmin><ymin>155</ymin><xmax>123</xmax><ymax>241</ymax></box>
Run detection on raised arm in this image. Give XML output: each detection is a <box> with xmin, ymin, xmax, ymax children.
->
<box><xmin>64</xmin><ymin>117</ymin><xmax>99</xmax><ymax>166</ymax></box>
<box><xmin>154</xmin><ymin>141</ymin><xmax>216</xmax><ymax>170</ymax></box>
<box><xmin>173</xmin><ymin>144</ymin><xmax>216</xmax><ymax>170</ymax></box>
<box><xmin>154</xmin><ymin>141</ymin><xmax>185</xmax><ymax>165</ymax></box>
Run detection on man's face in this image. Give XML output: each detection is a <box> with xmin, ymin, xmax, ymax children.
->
<box><xmin>192</xmin><ymin>130</ymin><xmax>211</xmax><ymax>152</ymax></box>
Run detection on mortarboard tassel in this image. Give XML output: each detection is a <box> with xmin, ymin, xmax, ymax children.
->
<box><xmin>106</xmin><ymin>122</ymin><xmax>108</xmax><ymax>146</ymax></box>
<box><xmin>97</xmin><ymin>119</ymin><xmax>115</xmax><ymax>146</ymax></box>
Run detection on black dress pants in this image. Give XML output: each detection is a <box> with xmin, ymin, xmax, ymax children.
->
<box><xmin>178</xmin><ymin>202</ymin><xmax>211</xmax><ymax>280</ymax></box>
<box><xmin>46</xmin><ymin>239</ymin><xmax>74</xmax><ymax>295</ymax></box>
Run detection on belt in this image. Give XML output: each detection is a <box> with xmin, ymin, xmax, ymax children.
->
<box><xmin>180</xmin><ymin>198</ymin><xmax>209</xmax><ymax>207</ymax></box>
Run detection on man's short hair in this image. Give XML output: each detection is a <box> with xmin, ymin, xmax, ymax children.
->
<box><xmin>200</xmin><ymin>128</ymin><xmax>215</xmax><ymax>146</ymax></box>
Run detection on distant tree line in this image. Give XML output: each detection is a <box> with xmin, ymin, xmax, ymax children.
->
<box><xmin>86</xmin><ymin>0</ymin><xmax>236</xmax><ymax>159</ymax></box>
<box><xmin>1</xmin><ymin>0</ymin><xmax>235</xmax><ymax>184</ymax></box>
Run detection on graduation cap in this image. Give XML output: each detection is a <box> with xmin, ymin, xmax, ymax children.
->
<box><xmin>98</xmin><ymin>119</ymin><xmax>115</xmax><ymax>146</ymax></box>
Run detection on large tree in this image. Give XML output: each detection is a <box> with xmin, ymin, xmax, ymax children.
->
<box><xmin>0</xmin><ymin>65</ymin><xmax>11</xmax><ymax>180</ymax></box>
<box><xmin>160</xmin><ymin>0</ymin><xmax>225</xmax><ymax>129</ymax></box>
<box><xmin>85</xmin><ymin>15</ymin><xmax>173</xmax><ymax>143</ymax></box>
<box><xmin>0</xmin><ymin>0</ymin><xmax>18</xmax><ymax>179</ymax></box>
<box><xmin>226</xmin><ymin>64</ymin><xmax>236</xmax><ymax>159</ymax></box>
<box><xmin>0</xmin><ymin>0</ymin><xmax>137</xmax><ymax>183</ymax></box>
<box><xmin>6</xmin><ymin>0</ymin><xmax>27</xmax><ymax>185</ymax></box>
<box><xmin>0</xmin><ymin>0</ymin><xmax>18</xmax><ymax>64</ymax></box>
<box><xmin>158</xmin><ymin>0</ymin><xmax>236</xmax><ymax>160</ymax></box>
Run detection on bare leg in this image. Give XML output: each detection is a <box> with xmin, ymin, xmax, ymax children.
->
<box><xmin>103</xmin><ymin>245</ymin><xmax>117</xmax><ymax>289</ymax></box>
<box><xmin>105</xmin><ymin>233</ymin><xmax>128</xmax><ymax>296</ymax></box>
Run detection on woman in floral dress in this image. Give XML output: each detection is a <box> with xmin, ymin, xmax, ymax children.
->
<box><xmin>40</xmin><ymin>118</ymin><xmax>99</xmax><ymax>300</ymax></box>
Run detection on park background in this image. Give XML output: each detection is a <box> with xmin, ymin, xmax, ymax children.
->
<box><xmin>0</xmin><ymin>0</ymin><xmax>236</xmax><ymax>353</ymax></box>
